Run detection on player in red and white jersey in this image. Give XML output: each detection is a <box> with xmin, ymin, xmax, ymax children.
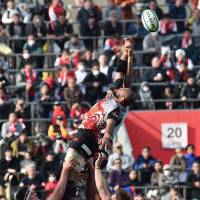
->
<box><xmin>65</xmin><ymin>39</ymin><xmax>133</xmax><ymax>174</ymax></box>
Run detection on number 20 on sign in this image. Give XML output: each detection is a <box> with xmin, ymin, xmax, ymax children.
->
<box><xmin>161</xmin><ymin>123</ymin><xmax>188</xmax><ymax>149</ymax></box>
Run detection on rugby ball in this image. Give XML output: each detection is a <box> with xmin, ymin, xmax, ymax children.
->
<box><xmin>141</xmin><ymin>9</ymin><xmax>159</xmax><ymax>32</ymax></box>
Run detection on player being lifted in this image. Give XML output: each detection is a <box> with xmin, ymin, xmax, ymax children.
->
<box><xmin>65</xmin><ymin>38</ymin><xmax>134</xmax><ymax>172</ymax></box>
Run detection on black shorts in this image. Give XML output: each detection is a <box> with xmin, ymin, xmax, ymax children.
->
<box><xmin>69</xmin><ymin>129</ymin><xmax>99</xmax><ymax>159</ymax></box>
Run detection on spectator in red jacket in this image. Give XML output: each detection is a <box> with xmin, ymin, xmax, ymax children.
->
<box><xmin>45</xmin><ymin>173</ymin><xmax>58</xmax><ymax>198</ymax></box>
<box><xmin>159</xmin><ymin>14</ymin><xmax>177</xmax><ymax>35</ymax></box>
<box><xmin>55</xmin><ymin>64</ymin><xmax>76</xmax><ymax>100</ymax></box>
<box><xmin>70</xmin><ymin>102</ymin><xmax>88</xmax><ymax>120</ymax></box>
<box><xmin>51</xmin><ymin>102</ymin><xmax>67</xmax><ymax>126</ymax></box>
<box><xmin>54</xmin><ymin>49</ymin><xmax>71</xmax><ymax>68</ymax></box>
<box><xmin>48</xmin><ymin>0</ymin><xmax>64</xmax><ymax>29</ymax></box>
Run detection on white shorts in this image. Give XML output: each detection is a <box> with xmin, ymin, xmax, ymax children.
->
<box><xmin>65</xmin><ymin>148</ymin><xmax>85</xmax><ymax>172</ymax></box>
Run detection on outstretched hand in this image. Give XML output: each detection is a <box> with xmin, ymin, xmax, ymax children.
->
<box><xmin>124</xmin><ymin>38</ymin><xmax>134</xmax><ymax>52</ymax></box>
<box><xmin>63</xmin><ymin>159</ymin><xmax>76</xmax><ymax>172</ymax></box>
<box><xmin>95</xmin><ymin>152</ymin><xmax>107</xmax><ymax>167</ymax></box>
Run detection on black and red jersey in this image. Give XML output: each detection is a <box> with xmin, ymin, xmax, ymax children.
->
<box><xmin>79</xmin><ymin>96</ymin><xmax>127</xmax><ymax>137</ymax></box>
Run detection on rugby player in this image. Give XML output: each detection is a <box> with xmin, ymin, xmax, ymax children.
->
<box><xmin>65</xmin><ymin>38</ymin><xmax>134</xmax><ymax>172</ymax></box>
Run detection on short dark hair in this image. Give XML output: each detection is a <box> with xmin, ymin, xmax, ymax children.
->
<box><xmin>116</xmin><ymin>188</ymin><xmax>131</xmax><ymax>200</ymax></box>
<box><xmin>143</xmin><ymin>146</ymin><xmax>151</xmax><ymax>151</ymax></box>
<box><xmin>186</xmin><ymin>144</ymin><xmax>195</xmax><ymax>150</ymax></box>
<box><xmin>71</xmin><ymin>33</ymin><xmax>78</xmax><ymax>38</ymax></box>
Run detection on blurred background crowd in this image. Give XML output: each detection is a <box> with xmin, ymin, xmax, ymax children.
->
<box><xmin>0</xmin><ymin>0</ymin><xmax>199</xmax><ymax>199</ymax></box>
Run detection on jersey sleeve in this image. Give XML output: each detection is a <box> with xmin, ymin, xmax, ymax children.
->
<box><xmin>107</xmin><ymin>108</ymin><xmax>120</xmax><ymax>122</ymax></box>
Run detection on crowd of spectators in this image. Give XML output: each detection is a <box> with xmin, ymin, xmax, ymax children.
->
<box><xmin>0</xmin><ymin>0</ymin><xmax>199</xmax><ymax>199</ymax></box>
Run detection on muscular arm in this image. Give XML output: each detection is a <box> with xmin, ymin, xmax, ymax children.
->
<box><xmin>95</xmin><ymin>167</ymin><xmax>111</xmax><ymax>200</ymax></box>
<box><xmin>47</xmin><ymin>160</ymin><xmax>75</xmax><ymax>200</ymax></box>
<box><xmin>47</xmin><ymin>168</ymin><xmax>69</xmax><ymax>200</ymax></box>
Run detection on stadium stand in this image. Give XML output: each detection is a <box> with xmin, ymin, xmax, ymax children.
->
<box><xmin>0</xmin><ymin>0</ymin><xmax>200</xmax><ymax>199</ymax></box>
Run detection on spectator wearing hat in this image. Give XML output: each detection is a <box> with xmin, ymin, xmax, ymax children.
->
<box><xmin>184</xmin><ymin>144</ymin><xmax>196</xmax><ymax>171</ymax></box>
<box><xmin>169</xmin><ymin>0</ymin><xmax>186</xmax><ymax>32</ymax></box>
<box><xmin>11</xmin><ymin>130</ymin><xmax>33</xmax><ymax>159</ymax></box>
<box><xmin>186</xmin><ymin>161</ymin><xmax>200</xmax><ymax>200</ymax></box>
<box><xmin>175</xmin><ymin>48</ymin><xmax>194</xmax><ymax>70</ymax></box>
<box><xmin>134</xmin><ymin>146</ymin><xmax>156</xmax><ymax>184</ymax></box>
<box><xmin>2</xmin><ymin>0</ymin><xmax>16</xmax><ymax>24</ymax></box>
<box><xmin>103</xmin><ymin>11</ymin><xmax>123</xmax><ymax>37</ymax></box>
<box><xmin>180</xmin><ymin>75</ymin><xmax>200</xmax><ymax>108</ymax></box>
<box><xmin>103</xmin><ymin>0</ymin><xmax>121</xmax><ymax>20</ymax></box>
<box><xmin>139</xmin><ymin>82</ymin><xmax>155</xmax><ymax>110</ymax></box>
<box><xmin>160</xmin><ymin>46</ymin><xmax>173</xmax><ymax>69</ymax></box>
<box><xmin>48</xmin><ymin>115</ymin><xmax>68</xmax><ymax>141</ymax></box>
<box><xmin>108</xmin><ymin>158</ymin><xmax>130</xmax><ymax>189</ymax></box>
<box><xmin>107</xmin><ymin>142</ymin><xmax>134</xmax><ymax>172</ymax></box>
<box><xmin>51</xmin><ymin>102</ymin><xmax>67</xmax><ymax>126</ymax></box>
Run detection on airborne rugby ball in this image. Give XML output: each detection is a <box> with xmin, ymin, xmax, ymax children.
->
<box><xmin>141</xmin><ymin>9</ymin><xmax>159</xmax><ymax>32</ymax></box>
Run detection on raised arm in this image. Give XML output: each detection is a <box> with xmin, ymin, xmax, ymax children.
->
<box><xmin>47</xmin><ymin>160</ymin><xmax>76</xmax><ymax>200</ymax></box>
<box><xmin>113</xmin><ymin>39</ymin><xmax>133</xmax><ymax>88</ymax></box>
<box><xmin>95</xmin><ymin>153</ymin><xmax>111</xmax><ymax>200</ymax></box>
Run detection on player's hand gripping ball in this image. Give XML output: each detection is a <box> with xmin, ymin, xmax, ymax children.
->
<box><xmin>141</xmin><ymin>9</ymin><xmax>159</xmax><ymax>32</ymax></box>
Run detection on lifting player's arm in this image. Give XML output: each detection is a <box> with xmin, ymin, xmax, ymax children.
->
<box><xmin>47</xmin><ymin>160</ymin><xmax>76</xmax><ymax>200</ymax></box>
<box><xmin>94</xmin><ymin>153</ymin><xmax>111</xmax><ymax>200</ymax></box>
